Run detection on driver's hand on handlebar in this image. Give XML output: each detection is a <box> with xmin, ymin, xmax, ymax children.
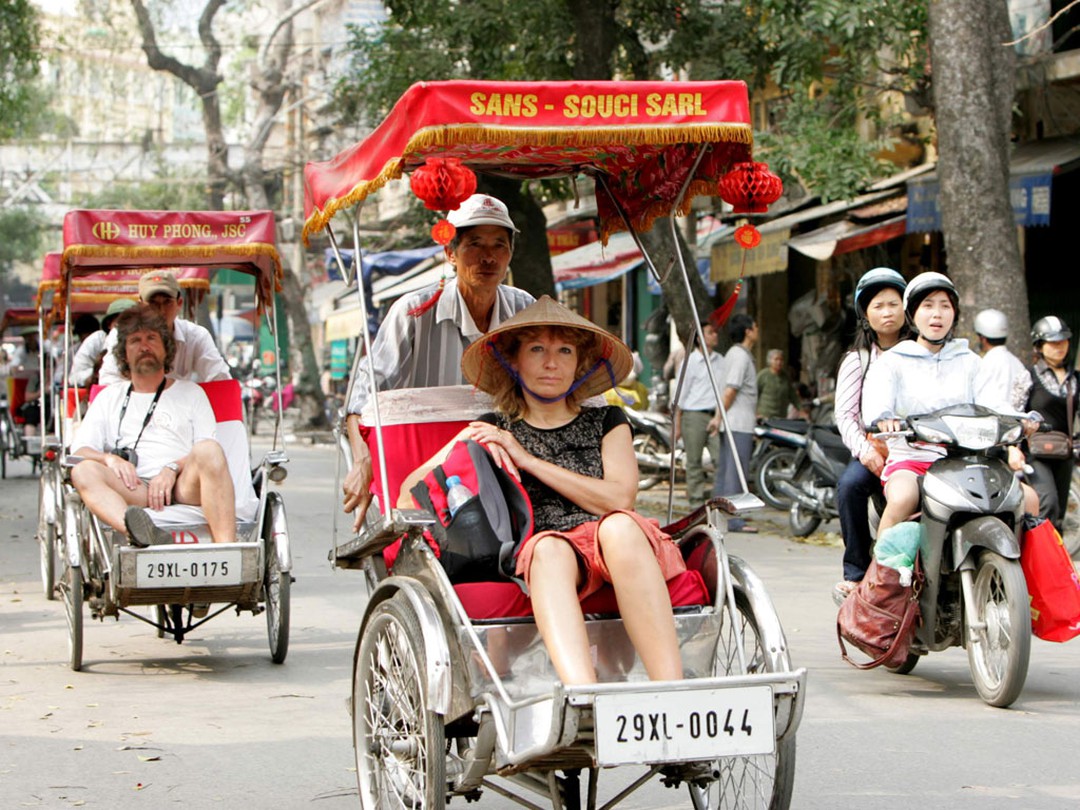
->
<box><xmin>1020</xmin><ymin>418</ymin><xmax>1040</xmax><ymax>438</ymax></box>
<box><xmin>1007</xmin><ymin>445</ymin><xmax>1027</xmax><ymax>473</ymax></box>
<box><xmin>874</xmin><ymin>418</ymin><xmax>905</xmax><ymax>435</ymax></box>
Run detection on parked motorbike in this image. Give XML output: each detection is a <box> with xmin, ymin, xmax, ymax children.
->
<box><xmin>749</xmin><ymin>418</ymin><xmax>809</xmax><ymax>509</ymax></box>
<box><xmin>776</xmin><ymin>424</ymin><xmax>849</xmax><ymax>536</ymax></box>
<box><xmin>625</xmin><ymin>407</ymin><xmax>678</xmax><ymax>489</ymax></box>
<box><xmin>244</xmin><ymin>374</ymin><xmax>277</xmax><ymax>436</ymax></box>
<box><xmin>869</xmin><ymin>403</ymin><xmax>1031</xmax><ymax>708</ymax></box>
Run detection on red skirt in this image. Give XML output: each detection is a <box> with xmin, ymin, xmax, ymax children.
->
<box><xmin>514</xmin><ymin>509</ymin><xmax>687</xmax><ymax>600</ymax></box>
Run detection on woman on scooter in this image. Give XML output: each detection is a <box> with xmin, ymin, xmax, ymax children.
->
<box><xmin>831</xmin><ymin>267</ymin><xmax>908</xmax><ymax>604</ymax></box>
<box><xmin>1024</xmin><ymin>316</ymin><xmax>1078</xmax><ymax>530</ymax></box>
<box><xmin>861</xmin><ymin>272</ymin><xmax>1035</xmax><ymax>546</ymax></box>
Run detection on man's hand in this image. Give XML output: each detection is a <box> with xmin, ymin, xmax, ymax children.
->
<box><xmin>104</xmin><ymin>453</ymin><xmax>140</xmax><ymax>490</ymax></box>
<box><xmin>147</xmin><ymin>466</ymin><xmax>177</xmax><ymax>511</ymax></box>
<box><xmin>1007</xmin><ymin>445</ymin><xmax>1027</xmax><ymax>473</ymax></box>
<box><xmin>342</xmin><ymin>415</ymin><xmax>374</xmax><ymax>532</ymax></box>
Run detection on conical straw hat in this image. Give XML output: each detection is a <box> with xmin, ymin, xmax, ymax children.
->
<box><xmin>461</xmin><ymin>295</ymin><xmax>633</xmax><ymax>400</ymax></box>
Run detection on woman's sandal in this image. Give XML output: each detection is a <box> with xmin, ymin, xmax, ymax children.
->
<box><xmin>832</xmin><ymin>580</ymin><xmax>858</xmax><ymax>607</ymax></box>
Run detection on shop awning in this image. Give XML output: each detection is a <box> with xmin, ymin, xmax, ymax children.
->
<box><xmin>372</xmin><ymin>263</ymin><xmax>450</xmax><ymax>304</ymax></box>
<box><xmin>907</xmin><ymin>136</ymin><xmax>1080</xmax><ymax>232</ymax></box>
<box><xmin>788</xmin><ymin>213</ymin><xmax>907</xmax><ymax>261</ymax></box>
<box><xmin>552</xmin><ymin>231</ymin><xmax>643</xmax><ymax>292</ymax></box>
<box><xmin>324</xmin><ymin>306</ymin><xmax>363</xmax><ymax>343</ymax></box>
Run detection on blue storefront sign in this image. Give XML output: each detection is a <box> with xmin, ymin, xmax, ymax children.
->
<box><xmin>907</xmin><ymin>173</ymin><xmax>1053</xmax><ymax>233</ymax></box>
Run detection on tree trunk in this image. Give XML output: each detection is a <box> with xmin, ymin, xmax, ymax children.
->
<box><xmin>479</xmin><ymin>175</ymin><xmax>555</xmax><ymax>299</ymax></box>
<box><xmin>241</xmin><ymin>0</ymin><xmax>328</xmax><ymax>430</ymax></box>
<box><xmin>928</xmin><ymin>0</ymin><xmax>1030</xmax><ymax>356</ymax></box>
<box><xmin>637</xmin><ymin>221</ymin><xmax>714</xmax><ymax>347</ymax></box>
<box><xmin>567</xmin><ymin>0</ymin><xmax>617</xmax><ymax>80</ymax></box>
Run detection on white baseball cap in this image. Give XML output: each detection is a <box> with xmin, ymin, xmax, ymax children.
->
<box><xmin>446</xmin><ymin>194</ymin><xmax>518</xmax><ymax>233</ymax></box>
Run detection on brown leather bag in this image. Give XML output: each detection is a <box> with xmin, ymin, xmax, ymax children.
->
<box><xmin>837</xmin><ymin>557</ymin><xmax>923</xmax><ymax>670</ymax></box>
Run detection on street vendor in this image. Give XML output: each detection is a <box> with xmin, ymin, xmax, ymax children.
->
<box><xmin>97</xmin><ymin>271</ymin><xmax>231</xmax><ymax>386</ymax></box>
<box><xmin>70</xmin><ymin>306</ymin><xmax>237</xmax><ymax>548</ymax></box>
<box><xmin>341</xmin><ymin>193</ymin><xmax>534</xmax><ymax>530</ymax></box>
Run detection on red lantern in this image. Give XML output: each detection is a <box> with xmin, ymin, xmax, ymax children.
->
<box><xmin>718</xmin><ymin>162</ymin><xmax>783</xmax><ymax>215</ymax></box>
<box><xmin>409</xmin><ymin>158</ymin><xmax>477</xmax><ymax>212</ymax></box>
<box><xmin>734</xmin><ymin>223</ymin><xmax>762</xmax><ymax>249</ymax></box>
<box><xmin>430</xmin><ymin>218</ymin><xmax>456</xmax><ymax>245</ymax></box>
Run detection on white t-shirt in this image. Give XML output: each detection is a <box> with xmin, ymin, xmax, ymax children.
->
<box><xmin>72</xmin><ymin>379</ymin><xmax>217</xmax><ymax>479</ymax></box>
<box><xmin>722</xmin><ymin>344</ymin><xmax>758</xmax><ymax>433</ymax></box>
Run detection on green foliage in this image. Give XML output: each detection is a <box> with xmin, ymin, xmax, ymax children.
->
<box><xmin>0</xmin><ymin>0</ymin><xmax>42</xmax><ymax>137</ymax></box>
<box><xmin>0</xmin><ymin>207</ymin><xmax>46</xmax><ymax>276</ymax></box>
<box><xmin>335</xmin><ymin>0</ymin><xmax>930</xmax><ymax>202</ymax></box>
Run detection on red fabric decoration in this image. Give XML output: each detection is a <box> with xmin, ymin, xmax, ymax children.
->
<box><xmin>709</xmin><ymin>279</ymin><xmax>743</xmax><ymax>329</ymax></box>
<box><xmin>718</xmin><ymin>161</ymin><xmax>783</xmax><ymax>214</ymax></box>
<box><xmin>734</xmin><ymin>223</ymin><xmax>762</xmax><ymax>249</ymax></box>
<box><xmin>409</xmin><ymin>158</ymin><xmax>477</xmax><ymax>212</ymax></box>
<box><xmin>430</xmin><ymin>218</ymin><xmax>457</xmax><ymax>245</ymax></box>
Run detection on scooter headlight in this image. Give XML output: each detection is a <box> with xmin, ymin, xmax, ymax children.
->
<box><xmin>941</xmin><ymin>415</ymin><xmax>998</xmax><ymax>450</ymax></box>
<box><xmin>912</xmin><ymin>423</ymin><xmax>952</xmax><ymax>445</ymax></box>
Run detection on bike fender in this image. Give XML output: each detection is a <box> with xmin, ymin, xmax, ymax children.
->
<box><xmin>265</xmin><ymin>491</ymin><xmax>292</xmax><ymax>573</ymax></box>
<box><xmin>952</xmin><ymin>515</ymin><xmax>1020</xmax><ymax>564</ymax></box>
<box><xmin>357</xmin><ymin>578</ymin><xmax>452</xmax><ymax>716</ymax></box>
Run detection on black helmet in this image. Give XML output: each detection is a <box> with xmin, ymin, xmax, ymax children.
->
<box><xmin>854</xmin><ymin>267</ymin><xmax>906</xmax><ymax>317</ymax></box>
<box><xmin>1032</xmin><ymin>316</ymin><xmax>1072</xmax><ymax>344</ymax></box>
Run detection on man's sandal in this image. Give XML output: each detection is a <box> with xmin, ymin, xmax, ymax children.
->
<box><xmin>124</xmin><ymin>506</ymin><xmax>174</xmax><ymax>548</ymax></box>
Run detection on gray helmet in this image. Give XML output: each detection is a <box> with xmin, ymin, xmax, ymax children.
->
<box><xmin>973</xmin><ymin>309</ymin><xmax>1008</xmax><ymax>340</ymax></box>
<box><xmin>1032</xmin><ymin>316</ymin><xmax>1072</xmax><ymax>344</ymax></box>
<box><xmin>903</xmin><ymin>271</ymin><xmax>958</xmax><ymax>318</ymax></box>
<box><xmin>854</xmin><ymin>267</ymin><xmax>906</xmax><ymax>317</ymax></box>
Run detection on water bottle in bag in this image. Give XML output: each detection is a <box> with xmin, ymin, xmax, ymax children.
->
<box><xmin>444</xmin><ymin>475</ymin><xmax>473</xmax><ymax>517</ymax></box>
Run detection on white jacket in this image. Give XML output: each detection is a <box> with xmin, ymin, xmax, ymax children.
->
<box><xmin>861</xmin><ymin>338</ymin><xmax>1015</xmax><ymax>464</ymax></box>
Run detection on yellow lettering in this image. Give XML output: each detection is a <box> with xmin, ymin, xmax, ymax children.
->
<box><xmin>469</xmin><ymin>92</ymin><xmax>486</xmax><ymax>115</ymax></box>
<box><xmin>563</xmin><ymin>94</ymin><xmax>580</xmax><ymax>118</ymax></box>
<box><xmin>579</xmin><ymin>94</ymin><xmax>596</xmax><ymax>117</ymax></box>
<box><xmin>645</xmin><ymin>93</ymin><xmax>662</xmax><ymax>116</ymax></box>
<box><xmin>693</xmin><ymin>93</ymin><xmax>705</xmax><ymax>115</ymax></box>
<box><xmin>521</xmin><ymin>94</ymin><xmax>538</xmax><ymax>117</ymax></box>
<box><xmin>613</xmin><ymin>94</ymin><xmax>633</xmax><ymax>117</ymax></box>
<box><xmin>661</xmin><ymin>94</ymin><xmax>678</xmax><ymax>115</ymax></box>
<box><xmin>485</xmin><ymin>95</ymin><xmax>503</xmax><ymax>116</ymax></box>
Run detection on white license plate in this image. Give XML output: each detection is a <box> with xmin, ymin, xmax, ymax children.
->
<box><xmin>594</xmin><ymin>685</ymin><xmax>775</xmax><ymax>766</ymax></box>
<box><xmin>136</xmin><ymin>549</ymin><xmax>243</xmax><ymax>588</ymax></box>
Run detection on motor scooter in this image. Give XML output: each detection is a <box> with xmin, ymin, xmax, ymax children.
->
<box><xmin>625</xmin><ymin>407</ymin><xmax>678</xmax><ymax>489</ymax></box>
<box><xmin>749</xmin><ymin>419</ymin><xmax>808</xmax><ymax>509</ymax></box>
<box><xmin>775</xmin><ymin>424</ymin><xmax>848</xmax><ymax>536</ymax></box>
<box><xmin>869</xmin><ymin>403</ymin><xmax>1031</xmax><ymax>708</ymax></box>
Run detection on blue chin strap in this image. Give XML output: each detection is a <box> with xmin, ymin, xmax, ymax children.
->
<box><xmin>488</xmin><ymin>342</ymin><xmax>630</xmax><ymax>404</ymax></box>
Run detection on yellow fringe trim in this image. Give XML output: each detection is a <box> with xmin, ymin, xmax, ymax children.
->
<box><xmin>302</xmin><ymin>123</ymin><xmax>752</xmax><ymax>243</ymax></box>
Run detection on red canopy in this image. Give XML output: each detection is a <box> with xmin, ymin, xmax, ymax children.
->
<box><xmin>303</xmin><ymin>80</ymin><xmax>753</xmax><ymax>243</ymax></box>
<box><xmin>37</xmin><ymin>251</ymin><xmax>212</xmax><ymax>316</ymax></box>
<box><xmin>59</xmin><ymin>209</ymin><xmax>282</xmax><ymax>315</ymax></box>
<box><xmin>1</xmin><ymin>307</ymin><xmax>39</xmax><ymax>335</ymax></box>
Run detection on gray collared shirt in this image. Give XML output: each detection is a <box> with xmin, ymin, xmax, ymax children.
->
<box><xmin>347</xmin><ymin>276</ymin><xmax>534</xmax><ymax>415</ymax></box>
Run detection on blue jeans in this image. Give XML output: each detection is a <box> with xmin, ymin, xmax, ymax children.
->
<box><xmin>713</xmin><ymin>430</ymin><xmax>754</xmax><ymax>498</ymax></box>
<box><xmin>837</xmin><ymin>459</ymin><xmax>882</xmax><ymax>582</ymax></box>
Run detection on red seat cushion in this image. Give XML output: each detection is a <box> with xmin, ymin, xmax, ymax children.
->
<box><xmin>453</xmin><ymin>569</ymin><xmax>710</xmax><ymax>621</ymax></box>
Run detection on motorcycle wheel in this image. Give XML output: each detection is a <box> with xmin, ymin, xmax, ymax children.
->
<box><xmin>789</xmin><ymin>502</ymin><xmax>821</xmax><ymax>538</ymax></box>
<box><xmin>966</xmin><ymin>549</ymin><xmax>1031</xmax><ymax>708</ymax></box>
<box><xmin>753</xmin><ymin>448</ymin><xmax>798</xmax><ymax>510</ymax></box>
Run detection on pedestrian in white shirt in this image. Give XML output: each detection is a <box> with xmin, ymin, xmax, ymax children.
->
<box><xmin>673</xmin><ymin>322</ymin><xmax>724</xmax><ymax>509</ymax></box>
<box><xmin>973</xmin><ymin>308</ymin><xmax>1031</xmax><ymax>412</ymax></box>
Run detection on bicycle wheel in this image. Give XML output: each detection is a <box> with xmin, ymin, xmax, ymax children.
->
<box><xmin>38</xmin><ymin>485</ymin><xmax>58</xmax><ymax>600</ymax></box>
<box><xmin>263</xmin><ymin>495</ymin><xmax>290</xmax><ymax>664</ymax></box>
<box><xmin>690</xmin><ymin>586</ymin><xmax>795</xmax><ymax>810</ymax></box>
<box><xmin>354</xmin><ymin>595</ymin><xmax>446</xmax><ymax>810</ymax></box>
<box><xmin>1062</xmin><ymin>475</ymin><xmax>1080</xmax><ymax>558</ymax></box>
<box><xmin>63</xmin><ymin>563</ymin><xmax>84</xmax><ymax>672</ymax></box>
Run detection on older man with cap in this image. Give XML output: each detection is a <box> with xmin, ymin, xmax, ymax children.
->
<box><xmin>97</xmin><ymin>271</ymin><xmax>231</xmax><ymax>386</ymax></box>
<box><xmin>342</xmin><ymin>193</ymin><xmax>535</xmax><ymax>530</ymax></box>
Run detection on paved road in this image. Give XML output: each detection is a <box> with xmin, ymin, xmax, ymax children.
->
<box><xmin>2</xmin><ymin>441</ymin><xmax>1079</xmax><ymax>809</ymax></box>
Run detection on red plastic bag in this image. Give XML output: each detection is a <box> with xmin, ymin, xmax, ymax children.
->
<box><xmin>1021</xmin><ymin>518</ymin><xmax>1080</xmax><ymax>643</ymax></box>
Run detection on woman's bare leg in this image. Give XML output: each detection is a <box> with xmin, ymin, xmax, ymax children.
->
<box><xmin>879</xmin><ymin>470</ymin><xmax>921</xmax><ymax>536</ymax></box>
<box><xmin>598</xmin><ymin>513</ymin><xmax>683</xmax><ymax>681</ymax></box>
<box><xmin>527</xmin><ymin>536</ymin><xmax>596</xmax><ymax>685</ymax></box>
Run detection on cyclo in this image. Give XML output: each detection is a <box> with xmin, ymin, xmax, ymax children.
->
<box><xmin>305</xmin><ymin>80</ymin><xmax>806</xmax><ymax>809</ymax></box>
<box><xmin>52</xmin><ymin>209</ymin><xmax>292</xmax><ymax>671</ymax></box>
<box><xmin>34</xmin><ymin>252</ymin><xmax>222</xmax><ymax>603</ymax></box>
<box><xmin>0</xmin><ymin>306</ymin><xmax>45</xmax><ymax>478</ymax></box>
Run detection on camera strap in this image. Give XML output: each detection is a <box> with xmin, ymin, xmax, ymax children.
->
<box><xmin>117</xmin><ymin>378</ymin><xmax>167</xmax><ymax>452</ymax></box>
